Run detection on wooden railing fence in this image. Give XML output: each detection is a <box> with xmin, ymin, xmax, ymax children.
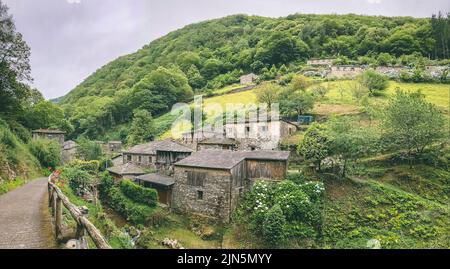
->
<box><xmin>47</xmin><ymin>174</ymin><xmax>111</xmax><ymax>249</ymax></box>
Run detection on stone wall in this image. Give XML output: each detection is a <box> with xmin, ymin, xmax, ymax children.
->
<box><xmin>172</xmin><ymin>166</ymin><xmax>233</xmax><ymax>221</ymax></box>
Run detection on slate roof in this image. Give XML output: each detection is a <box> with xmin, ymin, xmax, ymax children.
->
<box><xmin>107</xmin><ymin>162</ymin><xmax>145</xmax><ymax>176</ymax></box>
<box><xmin>122</xmin><ymin>140</ymin><xmax>193</xmax><ymax>154</ymax></box>
<box><xmin>135</xmin><ymin>173</ymin><xmax>175</xmax><ymax>187</ymax></box>
<box><xmin>32</xmin><ymin>129</ymin><xmax>66</xmax><ymax>134</ymax></box>
<box><xmin>198</xmin><ymin>137</ymin><xmax>238</xmax><ymax>146</ymax></box>
<box><xmin>175</xmin><ymin>150</ymin><xmax>290</xmax><ymax>170</ymax></box>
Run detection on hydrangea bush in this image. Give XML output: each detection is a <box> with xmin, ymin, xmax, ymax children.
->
<box><xmin>238</xmin><ymin>173</ymin><xmax>325</xmax><ymax>245</ymax></box>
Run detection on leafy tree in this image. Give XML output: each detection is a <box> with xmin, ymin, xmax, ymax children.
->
<box><xmin>256</xmin><ymin>83</ymin><xmax>281</xmax><ymax>109</ymax></box>
<box><xmin>176</xmin><ymin>51</ymin><xmax>201</xmax><ymax>72</ymax></box>
<box><xmin>201</xmin><ymin>58</ymin><xmax>225</xmax><ymax>80</ymax></box>
<box><xmin>0</xmin><ymin>1</ymin><xmax>31</xmax><ymax>81</ymax></box>
<box><xmin>255</xmin><ymin>32</ymin><xmax>309</xmax><ymax>66</ymax></box>
<box><xmin>28</xmin><ymin>139</ymin><xmax>61</xmax><ymax>168</ymax></box>
<box><xmin>327</xmin><ymin>117</ymin><xmax>379</xmax><ymax>177</ymax></box>
<box><xmin>298</xmin><ymin>123</ymin><xmax>331</xmax><ymax>171</ymax></box>
<box><xmin>382</xmin><ymin>31</ymin><xmax>421</xmax><ymax>57</ymax></box>
<box><xmin>376</xmin><ymin>53</ymin><xmax>395</xmax><ymax>66</ymax></box>
<box><xmin>25</xmin><ymin>100</ymin><xmax>65</xmax><ymax>130</ymax></box>
<box><xmin>186</xmin><ymin>64</ymin><xmax>206</xmax><ymax>89</ymax></box>
<box><xmin>382</xmin><ymin>89</ymin><xmax>445</xmax><ymax>168</ymax></box>
<box><xmin>262</xmin><ymin>204</ymin><xmax>286</xmax><ymax>246</ymax></box>
<box><xmin>311</xmin><ymin>86</ymin><xmax>329</xmax><ymax>99</ymax></box>
<box><xmin>357</xmin><ymin>70</ymin><xmax>389</xmax><ymax>96</ymax></box>
<box><xmin>0</xmin><ymin>2</ymin><xmax>33</xmax><ymax>123</ymax></box>
<box><xmin>129</xmin><ymin>66</ymin><xmax>193</xmax><ymax>116</ymax></box>
<box><xmin>126</xmin><ymin>109</ymin><xmax>154</xmax><ymax>146</ymax></box>
<box><xmin>278</xmin><ymin>88</ymin><xmax>316</xmax><ymax>117</ymax></box>
<box><xmin>290</xmin><ymin>74</ymin><xmax>313</xmax><ymax>91</ymax></box>
<box><xmin>76</xmin><ymin>137</ymin><xmax>103</xmax><ymax>161</ymax></box>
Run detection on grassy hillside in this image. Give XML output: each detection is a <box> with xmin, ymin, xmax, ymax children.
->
<box><xmin>0</xmin><ymin>121</ymin><xmax>41</xmax><ymax>189</ymax></box>
<box><xmin>154</xmin><ymin>79</ymin><xmax>448</xmax><ymax>141</ymax></box>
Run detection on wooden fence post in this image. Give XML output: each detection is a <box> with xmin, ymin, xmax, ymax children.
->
<box><xmin>76</xmin><ymin>224</ymin><xmax>88</xmax><ymax>249</ymax></box>
<box><xmin>55</xmin><ymin>197</ymin><xmax>63</xmax><ymax>238</ymax></box>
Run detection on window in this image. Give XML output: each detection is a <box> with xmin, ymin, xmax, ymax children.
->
<box><xmin>197</xmin><ymin>190</ymin><xmax>204</xmax><ymax>200</ymax></box>
<box><xmin>149</xmin><ymin>156</ymin><xmax>153</xmax><ymax>163</ymax></box>
<box><xmin>127</xmin><ymin>155</ymin><xmax>132</xmax><ymax>162</ymax></box>
<box><xmin>260</xmin><ymin>125</ymin><xmax>268</xmax><ymax>132</ymax></box>
<box><xmin>138</xmin><ymin>156</ymin><xmax>142</xmax><ymax>163</ymax></box>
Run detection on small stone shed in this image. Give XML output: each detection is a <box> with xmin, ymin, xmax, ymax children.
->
<box><xmin>172</xmin><ymin>150</ymin><xmax>290</xmax><ymax>222</ymax></box>
<box><xmin>134</xmin><ymin>173</ymin><xmax>175</xmax><ymax>206</ymax></box>
<box><xmin>32</xmin><ymin>129</ymin><xmax>65</xmax><ymax>145</ymax></box>
<box><xmin>240</xmin><ymin>73</ymin><xmax>258</xmax><ymax>85</ymax></box>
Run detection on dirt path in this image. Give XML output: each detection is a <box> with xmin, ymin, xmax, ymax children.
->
<box><xmin>0</xmin><ymin>178</ymin><xmax>55</xmax><ymax>249</ymax></box>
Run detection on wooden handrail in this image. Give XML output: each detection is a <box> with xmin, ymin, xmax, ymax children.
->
<box><xmin>48</xmin><ymin>174</ymin><xmax>112</xmax><ymax>249</ymax></box>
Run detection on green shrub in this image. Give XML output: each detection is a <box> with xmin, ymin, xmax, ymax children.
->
<box><xmin>99</xmin><ymin>174</ymin><xmax>155</xmax><ymax>225</ymax></box>
<box><xmin>61</xmin><ymin>166</ymin><xmax>94</xmax><ymax>192</ymax></box>
<box><xmin>262</xmin><ymin>204</ymin><xmax>286</xmax><ymax>246</ymax></box>
<box><xmin>107</xmin><ymin>186</ymin><xmax>154</xmax><ymax>224</ymax></box>
<box><xmin>120</xmin><ymin>179</ymin><xmax>158</xmax><ymax>207</ymax></box>
<box><xmin>28</xmin><ymin>139</ymin><xmax>61</xmax><ymax>168</ymax></box>
<box><xmin>67</xmin><ymin>160</ymin><xmax>100</xmax><ymax>174</ymax></box>
<box><xmin>0</xmin><ymin>178</ymin><xmax>26</xmax><ymax>195</ymax></box>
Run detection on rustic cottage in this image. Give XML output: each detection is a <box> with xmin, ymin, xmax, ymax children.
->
<box><xmin>240</xmin><ymin>73</ymin><xmax>258</xmax><ymax>85</ymax></box>
<box><xmin>32</xmin><ymin>129</ymin><xmax>65</xmax><ymax>145</ymax></box>
<box><xmin>172</xmin><ymin>150</ymin><xmax>290</xmax><ymax>222</ymax></box>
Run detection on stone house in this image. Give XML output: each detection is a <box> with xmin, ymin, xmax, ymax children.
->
<box><xmin>172</xmin><ymin>150</ymin><xmax>290</xmax><ymax>222</ymax></box>
<box><xmin>32</xmin><ymin>129</ymin><xmax>65</xmax><ymax>145</ymax></box>
<box><xmin>105</xmin><ymin>141</ymin><xmax>122</xmax><ymax>154</ymax></box>
<box><xmin>224</xmin><ymin>118</ymin><xmax>298</xmax><ymax>150</ymax></box>
<box><xmin>120</xmin><ymin>139</ymin><xmax>193</xmax><ymax>176</ymax></box>
<box><xmin>240</xmin><ymin>73</ymin><xmax>258</xmax><ymax>85</ymax></box>
<box><xmin>307</xmin><ymin>58</ymin><xmax>334</xmax><ymax>67</ymax></box>
<box><xmin>328</xmin><ymin>65</ymin><xmax>364</xmax><ymax>78</ymax></box>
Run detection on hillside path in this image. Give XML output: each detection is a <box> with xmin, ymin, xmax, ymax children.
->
<box><xmin>0</xmin><ymin>178</ymin><xmax>55</xmax><ymax>249</ymax></box>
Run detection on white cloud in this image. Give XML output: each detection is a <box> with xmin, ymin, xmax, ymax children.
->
<box><xmin>367</xmin><ymin>0</ymin><xmax>382</xmax><ymax>4</ymax></box>
<box><xmin>66</xmin><ymin>0</ymin><xmax>81</xmax><ymax>4</ymax></box>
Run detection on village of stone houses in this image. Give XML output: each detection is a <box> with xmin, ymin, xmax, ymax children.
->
<box><xmin>0</xmin><ymin>0</ymin><xmax>449</xmax><ymax>250</ymax></box>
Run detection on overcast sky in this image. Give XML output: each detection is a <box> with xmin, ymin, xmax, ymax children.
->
<box><xmin>4</xmin><ymin>0</ymin><xmax>450</xmax><ymax>99</ymax></box>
